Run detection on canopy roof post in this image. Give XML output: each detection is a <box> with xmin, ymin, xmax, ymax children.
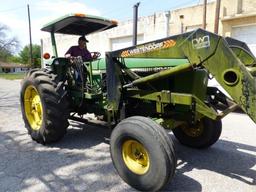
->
<box><xmin>51</xmin><ymin>32</ymin><xmax>58</xmax><ymax>57</ymax></box>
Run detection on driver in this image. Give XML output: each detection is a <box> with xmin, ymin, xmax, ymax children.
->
<box><xmin>65</xmin><ymin>36</ymin><xmax>94</xmax><ymax>61</ymax></box>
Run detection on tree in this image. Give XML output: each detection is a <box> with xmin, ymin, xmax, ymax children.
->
<box><xmin>7</xmin><ymin>55</ymin><xmax>23</xmax><ymax>63</ymax></box>
<box><xmin>0</xmin><ymin>24</ymin><xmax>19</xmax><ymax>61</ymax></box>
<box><xmin>19</xmin><ymin>44</ymin><xmax>41</xmax><ymax>67</ymax></box>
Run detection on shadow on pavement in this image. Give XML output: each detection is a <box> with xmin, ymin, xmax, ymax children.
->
<box><xmin>165</xmin><ymin>134</ymin><xmax>256</xmax><ymax>191</ymax></box>
<box><xmin>0</xmin><ymin>125</ymin><xmax>128</xmax><ymax>192</ymax></box>
<box><xmin>49</xmin><ymin>120</ymin><xmax>111</xmax><ymax>149</ymax></box>
<box><xmin>1</xmin><ymin>113</ymin><xmax>255</xmax><ymax>191</ymax></box>
<box><xmin>0</xmin><ymin>79</ymin><xmax>129</xmax><ymax>191</ymax></box>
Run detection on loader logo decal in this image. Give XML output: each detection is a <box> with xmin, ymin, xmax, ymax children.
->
<box><xmin>121</xmin><ymin>40</ymin><xmax>176</xmax><ymax>57</ymax></box>
<box><xmin>192</xmin><ymin>35</ymin><xmax>210</xmax><ymax>49</ymax></box>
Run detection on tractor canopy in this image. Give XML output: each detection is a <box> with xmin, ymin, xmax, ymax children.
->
<box><xmin>41</xmin><ymin>13</ymin><xmax>118</xmax><ymax>35</ymax></box>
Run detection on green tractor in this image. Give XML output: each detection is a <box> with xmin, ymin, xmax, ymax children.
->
<box><xmin>20</xmin><ymin>13</ymin><xmax>256</xmax><ymax>191</ymax></box>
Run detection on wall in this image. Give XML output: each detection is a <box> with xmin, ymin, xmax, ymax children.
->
<box><xmin>42</xmin><ymin>32</ymin><xmax>78</xmax><ymax>58</ymax></box>
<box><xmin>170</xmin><ymin>2</ymin><xmax>216</xmax><ymax>34</ymax></box>
<box><xmin>221</xmin><ymin>0</ymin><xmax>256</xmax><ymax>36</ymax></box>
<box><xmin>222</xmin><ymin>15</ymin><xmax>256</xmax><ymax>37</ymax></box>
<box><xmin>86</xmin><ymin>12</ymin><xmax>169</xmax><ymax>55</ymax></box>
<box><xmin>14</xmin><ymin>67</ymin><xmax>29</xmax><ymax>73</ymax></box>
<box><xmin>0</xmin><ymin>67</ymin><xmax>29</xmax><ymax>73</ymax></box>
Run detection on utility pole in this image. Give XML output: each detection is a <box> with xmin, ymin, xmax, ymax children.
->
<box><xmin>202</xmin><ymin>0</ymin><xmax>207</xmax><ymax>29</ymax></box>
<box><xmin>27</xmin><ymin>4</ymin><xmax>33</xmax><ymax>67</ymax></box>
<box><xmin>179</xmin><ymin>15</ymin><xmax>184</xmax><ymax>33</ymax></box>
<box><xmin>133</xmin><ymin>2</ymin><xmax>140</xmax><ymax>46</ymax></box>
<box><xmin>214</xmin><ymin>0</ymin><xmax>221</xmax><ymax>34</ymax></box>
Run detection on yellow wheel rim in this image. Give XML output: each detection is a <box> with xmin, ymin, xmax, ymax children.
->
<box><xmin>24</xmin><ymin>85</ymin><xmax>43</xmax><ymax>131</ymax></box>
<box><xmin>122</xmin><ymin>139</ymin><xmax>150</xmax><ymax>175</ymax></box>
<box><xmin>181</xmin><ymin>121</ymin><xmax>204</xmax><ymax>137</ymax></box>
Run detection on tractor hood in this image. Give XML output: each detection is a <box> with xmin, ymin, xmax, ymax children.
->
<box><xmin>41</xmin><ymin>13</ymin><xmax>118</xmax><ymax>35</ymax></box>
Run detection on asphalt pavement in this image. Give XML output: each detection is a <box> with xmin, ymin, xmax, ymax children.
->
<box><xmin>0</xmin><ymin>78</ymin><xmax>255</xmax><ymax>192</ymax></box>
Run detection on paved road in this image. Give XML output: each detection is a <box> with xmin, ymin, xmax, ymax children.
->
<box><xmin>0</xmin><ymin>78</ymin><xmax>255</xmax><ymax>192</ymax></box>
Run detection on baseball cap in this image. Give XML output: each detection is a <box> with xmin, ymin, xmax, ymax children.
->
<box><xmin>79</xmin><ymin>36</ymin><xmax>89</xmax><ymax>42</ymax></box>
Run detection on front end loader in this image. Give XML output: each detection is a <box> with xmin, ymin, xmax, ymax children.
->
<box><xmin>20</xmin><ymin>13</ymin><xmax>256</xmax><ymax>191</ymax></box>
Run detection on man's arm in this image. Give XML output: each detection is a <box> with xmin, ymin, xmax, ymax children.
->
<box><xmin>65</xmin><ymin>46</ymin><xmax>74</xmax><ymax>57</ymax></box>
<box><xmin>83</xmin><ymin>49</ymin><xmax>93</xmax><ymax>61</ymax></box>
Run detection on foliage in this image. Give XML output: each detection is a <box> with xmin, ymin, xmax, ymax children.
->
<box><xmin>0</xmin><ymin>23</ymin><xmax>41</xmax><ymax>67</ymax></box>
<box><xmin>7</xmin><ymin>55</ymin><xmax>23</xmax><ymax>63</ymax></box>
<box><xmin>19</xmin><ymin>44</ymin><xmax>41</xmax><ymax>67</ymax></box>
<box><xmin>0</xmin><ymin>50</ymin><xmax>12</xmax><ymax>61</ymax></box>
<box><xmin>0</xmin><ymin>24</ymin><xmax>19</xmax><ymax>61</ymax></box>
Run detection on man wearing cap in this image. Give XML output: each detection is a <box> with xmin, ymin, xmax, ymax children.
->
<box><xmin>65</xmin><ymin>36</ymin><xmax>93</xmax><ymax>61</ymax></box>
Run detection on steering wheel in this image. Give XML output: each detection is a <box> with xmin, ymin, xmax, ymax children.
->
<box><xmin>91</xmin><ymin>52</ymin><xmax>101</xmax><ymax>59</ymax></box>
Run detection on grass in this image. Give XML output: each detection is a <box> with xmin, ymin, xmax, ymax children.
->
<box><xmin>0</xmin><ymin>73</ymin><xmax>26</xmax><ymax>80</ymax></box>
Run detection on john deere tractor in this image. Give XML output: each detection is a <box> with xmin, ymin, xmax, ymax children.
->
<box><xmin>20</xmin><ymin>13</ymin><xmax>256</xmax><ymax>191</ymax></box>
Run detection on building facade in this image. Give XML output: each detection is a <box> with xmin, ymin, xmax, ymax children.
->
<box><xmin>42</xmin><ymin>0</ymin><xmax>256</xmax><ymax>57</ymax></box>
<box><xmin>0</xmin><ymin>62</ymin><xmax>30</xmax><ymax>73</ymax></box>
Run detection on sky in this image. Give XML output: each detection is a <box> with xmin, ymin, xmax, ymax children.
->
<box><xmin>0</xmin><ymin>0</ymin><xmax>203</xmax><ymax>50</ymax></box>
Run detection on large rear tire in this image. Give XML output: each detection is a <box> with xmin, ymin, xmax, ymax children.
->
<box><xmin>110</xmin><ymin>116</ymin><xmax>177</xmax><ymax>192</ymax></box>
<box><xmin>20</xmin><ymin>69</ymin><xmax>69</xmax><ymax>144</ymax></box>
<box><xmin>172</xmin><ymin>117</ymin><xmax>222</xmax><ymax>148</ymax></box>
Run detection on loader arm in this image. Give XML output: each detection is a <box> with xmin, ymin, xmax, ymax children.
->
<box><xmin>106</xmin><ymin>28</ymin><xmax>256</xmax><ymax>123</ymax></box>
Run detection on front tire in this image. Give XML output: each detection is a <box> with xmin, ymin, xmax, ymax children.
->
<box><xmin>20</xmin><ymin>69</ymin><xmax>69</xmax><ymax>144</ymax></box>
<box><xmin>172</xmin><ymin>117</ymin><xmax>222</xmax><ymax>148</ymax></box>
<box><xmin>110</xmin><ymin>116</ymin><xmax>177</xmax><ymax>192</ymax></box>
